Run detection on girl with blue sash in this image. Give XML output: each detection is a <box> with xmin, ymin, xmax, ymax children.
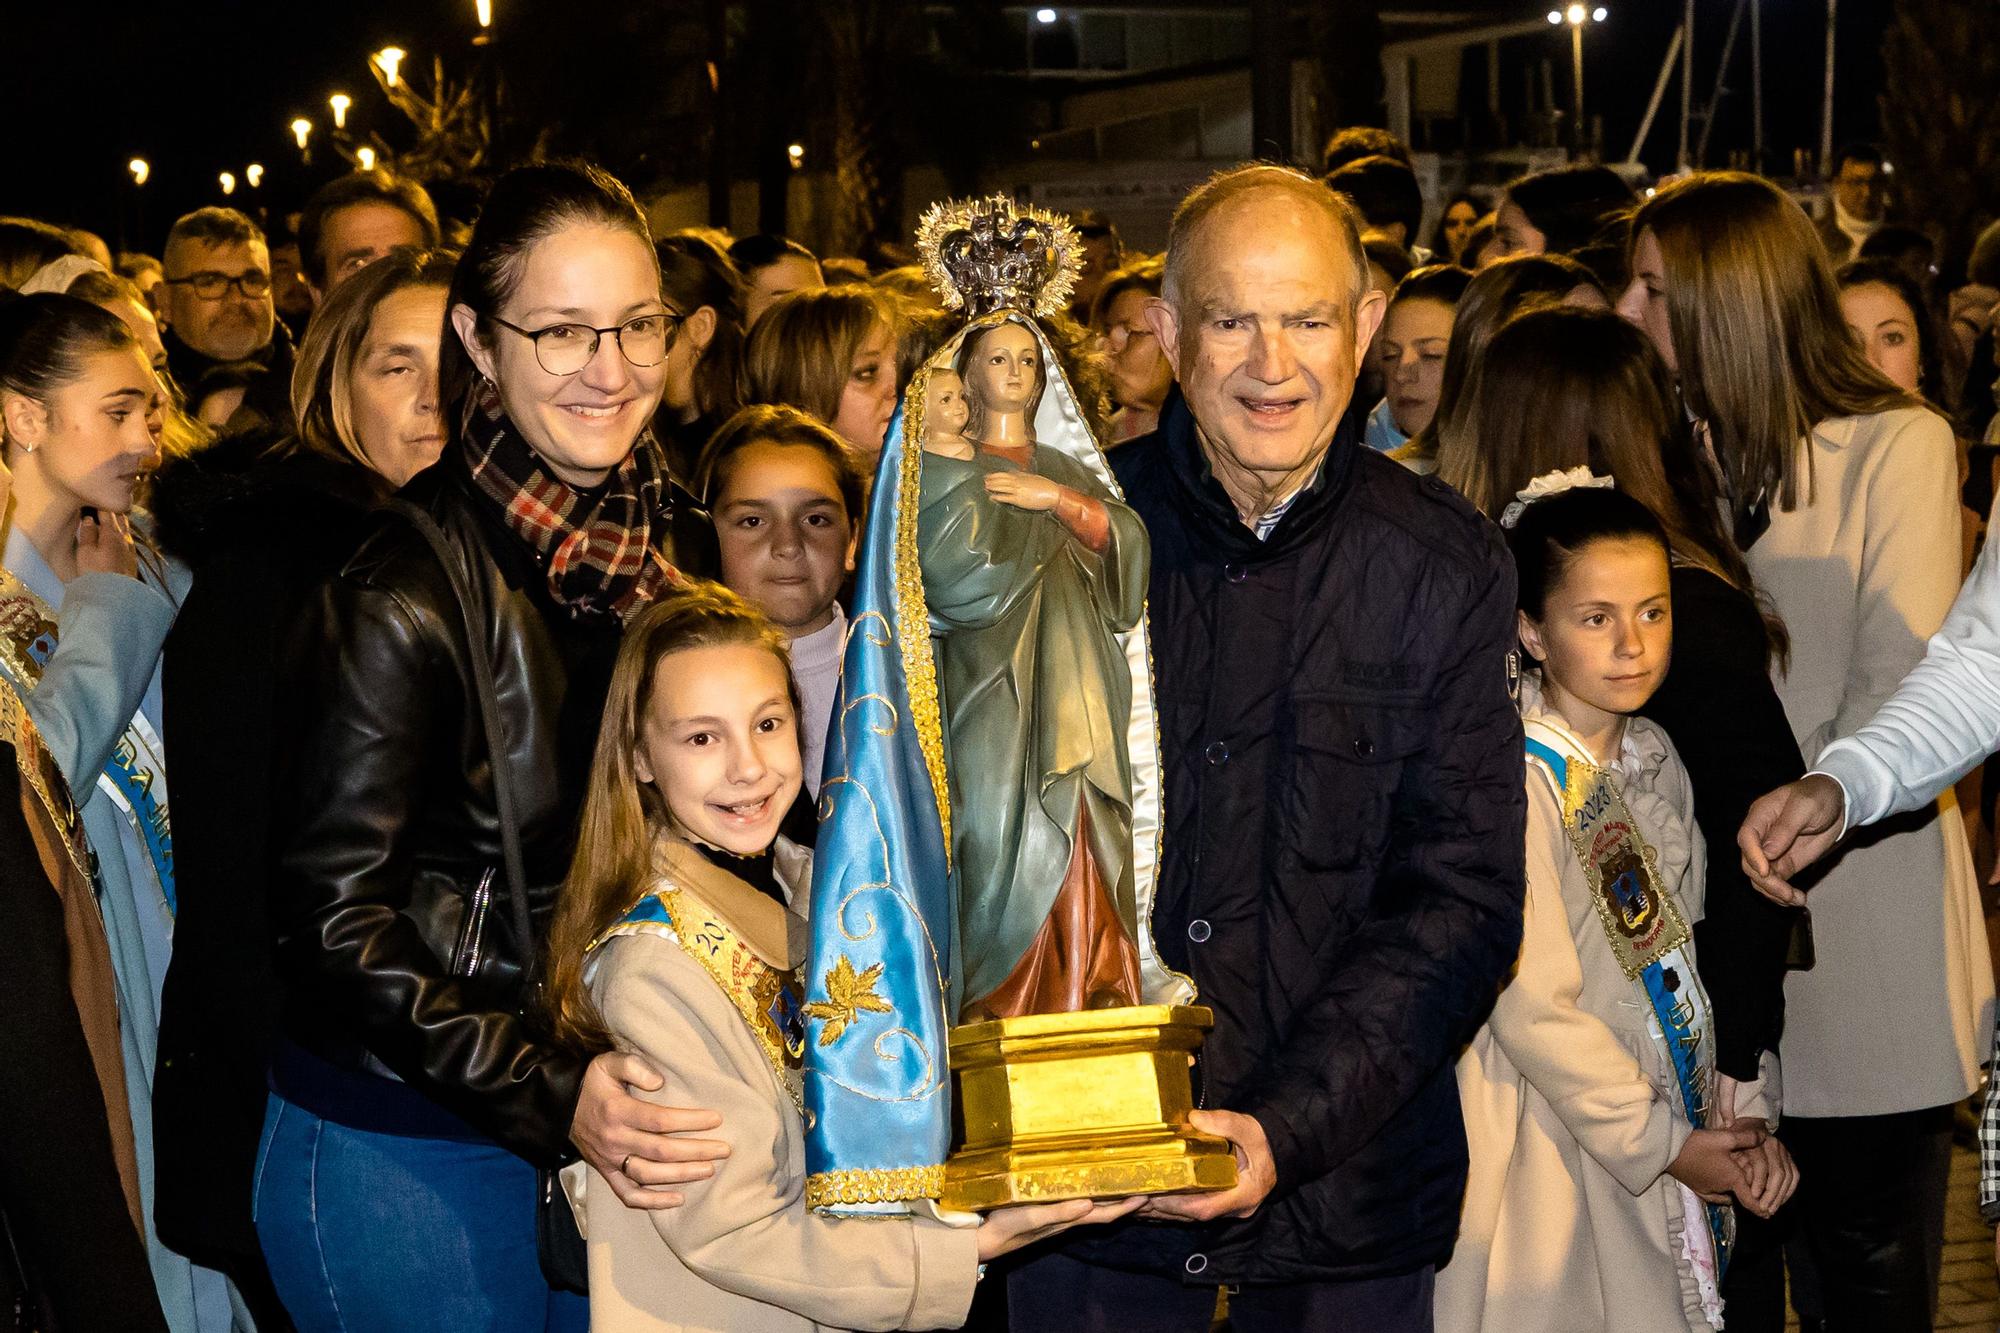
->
<box><xmin>1436</xmin><ymin>478</ymin><xmax>1797</xmax><ymax>1333</ymax></box>
<box><xmin>541</xmin><ymin>585</ymin><xmax>1136</xmax><ymax>1331</ymax></box>
<box><xmin>0</xmin><ymin>292</ymin><xmax>240</xmax><ymax>1331</ymax></box>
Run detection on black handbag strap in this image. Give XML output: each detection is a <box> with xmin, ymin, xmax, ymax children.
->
<box><xmin>386</xmin><ymin>499</ymin><xmax>536</xmax><ymax>967</ymax></box>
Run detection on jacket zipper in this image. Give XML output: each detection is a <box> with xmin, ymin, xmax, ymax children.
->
<box><xmin>456</xmin><ymin>868</ymin><xmax>496</xmax><ymax>978</ymax></box>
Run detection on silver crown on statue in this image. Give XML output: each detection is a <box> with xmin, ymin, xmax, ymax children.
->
<box><xmin>915</xmin><ymin>195</ymin><xmax>1083</xmax><ymax>320</ymax></box>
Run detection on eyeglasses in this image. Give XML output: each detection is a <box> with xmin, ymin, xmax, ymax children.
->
<box><xmin>488</xmin><ymin>311</ymin><xmax>681</xmax><ymax>376</ymax></box>
<box><xmin>163</xmin><ymin>270</ymin><xmax>272</xmax><ymax>300</ymax></box>
<box><xmin>1101</xmin><ymin>323</ymin><xmax>1154</xmax><ymax>353</ymax></box>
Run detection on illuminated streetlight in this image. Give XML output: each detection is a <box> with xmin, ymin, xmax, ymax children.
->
<box><xmin>329</xmin><ymin>92</ymin><xmax>352</xmax><ymax>129</ymax></box>
<box><xmin>1552</xmin><ymin>4</ymin><xmax>1607</xmax><ymax>158</ymax></box>
<box><xmin>476</xmin><ymin>0</ymin><xmax>492</xmax><ymax>27</ymax></box>
<box><xmin>246</xmin><ymin>163</ymin><xmax>264</xmax><ymax>189</ymax></box>
<box><xmin>128</xmin><ymin>158</ymin><xmax>150</xmax><ymax>186</ymax></box>
<box><xmin>373</xmin><ymin>46</ymin><xmax>407</xmax><ymax>88</ymax></box>
<box><xmin>219</xmin><ymin>171</ymin><xmax>237</xmax><ymax>196</ymax></box>
<box><xmin>787</xmin><ymin>143</ymin><xmax>805</xmax><ymax>170</ymax></box>
<box><xmin>291</xmin><ymin>117</ymin><xmax>314</xmax><ymax>150</ymax></box>
<box><xmin>356</xmin><ymin>146</ymin><xmax>378</xmax><ymax>171</ymax></box>
<box><xmin>1035</xmin><ymin>7</ymin><xmax>1057</xmax><ymax>22</ymax></box>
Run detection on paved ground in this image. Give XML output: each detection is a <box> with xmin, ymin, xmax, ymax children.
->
<box><xmin>1926</xmin><ymin>1144</ymin><xmax>1996</xmax><ymax>1331</ymax></box>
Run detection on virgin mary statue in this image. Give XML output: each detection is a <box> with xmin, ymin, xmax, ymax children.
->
<box><xmin>802</xmin><ymin>197</ymin><xmax>1191</xmax><ymax>1211</ymax></box>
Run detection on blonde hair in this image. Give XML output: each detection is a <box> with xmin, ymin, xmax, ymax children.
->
<box><xmin>291</xmin><ymin>247</ymin><xmax>457</xmax><ymax>475</ymax></box>
<box><xmin>544</xmin><ymin>582</ymin><xmax>797</xmax><ymax>1054</ymax></box>
<box><xmin>743</xmin><ymin>286</ymin><xmax>897</xmax><ymax>425</ymax></box>
<box><xmin>1630</xmin><ymin>171</ymin><xmax>1924</xmax><ymax>519</ymax></box>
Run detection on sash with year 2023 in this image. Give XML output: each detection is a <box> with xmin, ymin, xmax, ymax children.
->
<box><xmin>1523</xmin><ymin>715</ymin><xmax>1728</xmax><ymax>1318</ymax></box>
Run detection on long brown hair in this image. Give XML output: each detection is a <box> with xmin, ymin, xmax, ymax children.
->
<box><xmin>544</xmin><ymin>582</ymin><xmax>797</xmax><ymax>1054</ymax></box>
<box><xmin>1464</xmin><ymin>305</ymin><xmax>1788</xmax><ymax>661</ymax></box>
<box><xmin>1420</xmin><ymin>254</ymin><xmax>1599</xmax><ymax>474</ymax></box>
<box><xmin>743</xmin><ymin>286</ymin><xmax>896</xmax><ymax>424</ymax></box>
<box><xmin>1630</xmin><ymin>171</ymin><xmax>1924</xmax><ymax>521</ymax></box>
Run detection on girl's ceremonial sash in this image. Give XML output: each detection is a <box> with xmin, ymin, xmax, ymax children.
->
<box><xmin>592</xmin><ymin>882</ymin><xmax>807</xmax><ymax>1110</ymax></box>
<box><xmin>1524</xmin><ymin>715</ymin><xmax>1728</xmax><ymax>1322</ymax></box>
<box><xmin>0</xmin><ymin>566</ymin><xmax>174</xmax><ymax>914</ymax></box>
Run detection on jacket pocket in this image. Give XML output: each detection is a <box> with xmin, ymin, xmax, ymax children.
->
<box><xmin>1289</xmin><ymin>697</ymin><xmax>1427</xmax><ymax>873</ymax></box>
<box><xmin>450</xmin><ymin>867</ymin><xmax>497</xmax><ymax>979</ymax></box>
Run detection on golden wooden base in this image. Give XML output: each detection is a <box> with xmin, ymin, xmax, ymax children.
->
<box><xmin>939</xmin><ymin>1004</ymin><xmax>1238</xmax><ymax>1211</ymax></box>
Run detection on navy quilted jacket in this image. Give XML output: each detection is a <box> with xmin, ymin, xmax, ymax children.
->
<box><xmin>1078</xmin><ymin>393</ymin><xmax>1527</xmax><ymax>1285</ymax></box>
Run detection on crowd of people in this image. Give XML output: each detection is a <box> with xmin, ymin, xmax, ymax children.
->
<box><xmin>3</xmin><ymin>116</ymin><xmax>2000</xmax><ymax>1333</ymax></box>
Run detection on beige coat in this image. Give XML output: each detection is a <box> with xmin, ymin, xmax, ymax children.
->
<box><xmin>1438</xmin><ymin>687</ymin><xmax>1763</xmax><ymax>1333</ymax></box>
<box><xmin>562</xmin><ymin>840</ymin><xmax>980</xmax><ymax>1332</ymax></box>
<box><xmin>1745</xmin><ymin>406</ymin><xmax>1994</xmax><ymax>1117</ymax></box>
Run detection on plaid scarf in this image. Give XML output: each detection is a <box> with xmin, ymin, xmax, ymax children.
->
<box><xmin>462</xmin><ymin>399</ymin><xmax>679</xmax><ymax>620</ymax></box>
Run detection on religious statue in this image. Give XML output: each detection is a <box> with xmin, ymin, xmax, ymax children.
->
<box><xmin>802</xmin><ymin>196</ymin><xmax>1229</xmax><ymax>1215</ymax></box>
<box><xmin>918</xmin><ymin>313</ymin><xmax>1149</xmax><ymax>1020</ymax></box>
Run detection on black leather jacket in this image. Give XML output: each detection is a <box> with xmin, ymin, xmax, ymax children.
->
<box><xmin>270</xmin><ymin>447</ymin><xmax>712</xmax><ymax>1165</ymax></box>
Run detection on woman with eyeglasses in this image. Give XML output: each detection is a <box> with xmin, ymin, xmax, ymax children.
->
<box><xmin>1089</xmin><ymin>256</ymin><xmax>1173</xmax><ymax>443</ymax></box>
<box><xmin>256</xmin><ymin>162</ymin><xmax>721</xmax><ymax>1333</ymax></box>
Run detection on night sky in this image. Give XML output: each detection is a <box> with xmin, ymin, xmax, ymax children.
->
<box><xmin>0</xmin><ymin>0</ymin><xmax>1899</xmax><ymax>254</ymax></box>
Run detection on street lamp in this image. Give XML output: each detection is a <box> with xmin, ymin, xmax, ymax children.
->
<box><xmin>356</xmin><ymin>146</ymin><xmax>378</xmax><ymax>172</ymax></box>
<box><xmin>1035</xmin><ymin>7</ymin><xmax>1057</xmax><ymax>22</ymax></box>
<box><xmin>330</xmin><ymin>92</ymin><xmax>352</xmax><ymax>130</ymax></box>
<box><xmin>128</xmin><ymin>158</ymin><xmax>150</xmax><ymax>186</ymax></box>
<box><xmin>373</xmin><ymin>46</ymin><xmax>407</xmax><ymax>88</ymax></box>
<box><xmin>1549</xmin><ymin>3</ymin><xmax>1607</xmax><ymax>159</ymax></box>
<box><xmin>787</xmin><ymin>143</ymin><xmax>805</xmax><ymax>170</ymax></box>
<box><xmin>219</xmin><ymin>171</ymin><xmax>237</xmax><ymax>196</ymax></box>
<box><xmin>246</xmin><ymin>163</ymin><xmax>264</xmax><ymax>189</ymax></box>
<box><xmin>291</xmin><ymin>117</ymin><xmax>313</xmax><ymax>151</ymax></box>
<box><xmin>476</xmin><ymin>0</ymin><xmax>492</xmax><ymax>29</ymax></box>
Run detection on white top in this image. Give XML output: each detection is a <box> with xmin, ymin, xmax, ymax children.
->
<box><xmin>1816</xmin><ymin>493</ymin><xmax>2000</xmax><ymax>830</ymax></box>
<box><xmin>789</xmin><ymin>604</ymin><xmax>846</xmax><ymax>795</ymax></box>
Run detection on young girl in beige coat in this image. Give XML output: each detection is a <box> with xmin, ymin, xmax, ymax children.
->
<box><xmin>1436</xmin><ymin>481</ymin><xmax>1799</xmax><ymax>1333</ymax></box>
<box><xmin>543</xmin><ymin>584</ymin><xmax>1136</xmax><ymax>1333</ymax></box>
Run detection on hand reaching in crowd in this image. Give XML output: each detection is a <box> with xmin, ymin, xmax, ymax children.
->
<box><xmin>570</xmin><ymin>1051</ymin><xmax>730</xmax><ymax>1210</ymax></box>
<box><xmin>74</xmin><ymin>508</ymin><xmax>138</xmax><ymax>579</ymax></box>
<box><xmin>975</xmin><ymin>1196</ymin><xmax>1144</xmax><ymax>1262</ymax></box>
<box><xmin>1737</xmin><ymin>774</ymin><xmax>1847</xmax><ymax>907</ymax></box>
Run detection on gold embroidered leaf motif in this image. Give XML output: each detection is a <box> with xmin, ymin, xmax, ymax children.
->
<box><xmin>805</xmin><ymin>956</ymin><xmax>894</xmax><ymax>1046</ymax></box>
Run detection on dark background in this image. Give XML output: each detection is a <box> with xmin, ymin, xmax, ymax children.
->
<box><xmin>0</xmin><ymin>0</ymin><xmax>1899</xmax><ymax>252</ymax></box>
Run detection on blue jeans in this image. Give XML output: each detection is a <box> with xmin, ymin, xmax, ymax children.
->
<box><xmin>253</xmin><ymin>1091</ymin><xmax>587</xmax><ymax>1333</ymax></box>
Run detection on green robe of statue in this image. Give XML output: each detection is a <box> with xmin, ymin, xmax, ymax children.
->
<box><xmin>916</xmin><ymin>443</ymin><xmax>1150</xmax><ymax>1014</ymax></box>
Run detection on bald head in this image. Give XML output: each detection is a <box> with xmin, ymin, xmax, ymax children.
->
<box><xmin>1163</xmin><ymin>165</ymin><xmax>1370</xmax><ymax>317</ymax></box>
<box><xmin>1141</xmin><ymin>164</ymin><xmax>1387</xmax><ymax>529</ymax></box>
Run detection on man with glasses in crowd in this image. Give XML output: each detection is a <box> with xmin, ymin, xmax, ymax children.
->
<box><xmin>159</xmin><ymin>206</ymin><xmax>295</xmax><ymax>431</ymax></box>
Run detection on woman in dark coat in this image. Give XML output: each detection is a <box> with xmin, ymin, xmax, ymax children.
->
<box><xmin>149</xmin><ymin>247</ymin><xmax>458</xmax><ymax>1327</ymax></box>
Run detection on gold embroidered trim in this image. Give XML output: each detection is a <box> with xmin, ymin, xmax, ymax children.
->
<box><xmin>597</xmin><ymin>884</ymin><xmax>806</xmax><ymax>1111</ymax></box>
<box><xmin>804</xmin><ymin>1164</ymin><xmax>947</xmax><ymax>1209</ymax></box>
<box><xmin>0</xmin><ymin>679</ymin><xmax>90</xmax><ymax>880</ymax></box>
<box><xmin>894</xmin><ymin>368</ymin><xmax>952</xmax><ymax>858</ymax></box>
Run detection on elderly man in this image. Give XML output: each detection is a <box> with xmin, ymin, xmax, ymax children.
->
<box><xmin>1004</xmin><ymin>165</ymin><xmax>1526</xmax><ymax>1330</ymax></box>
<box><xmin>158</xmin><ymin>206</ymin><xmax>294</xmax><ymax>430</ymax></box>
